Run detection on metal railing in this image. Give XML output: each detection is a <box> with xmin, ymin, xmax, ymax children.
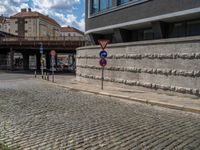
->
<box><xmin>0</xmin><ymin>35</ymin><xmax>86</xmax><ymax>42</ymax></box>
<box><xmin>0</xmin><ymin>35</ymin><xmax>92</xmax><ymax>46</ymax></box>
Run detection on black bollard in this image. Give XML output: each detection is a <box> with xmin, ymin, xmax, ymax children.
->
<box><xmin>47</xmin><ymin>72</ymin><xmax>49</xmax><ymax>81</ymax></box>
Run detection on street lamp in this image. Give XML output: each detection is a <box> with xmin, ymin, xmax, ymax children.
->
<box><xmin>40</xmin><ymin>42</ymin><xmax>44</xmax><ymax>78</ymax></box>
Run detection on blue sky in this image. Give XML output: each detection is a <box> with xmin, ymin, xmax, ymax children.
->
<box><xmin>0</xmin><ymin>0</ymin><xmax>85</xmax><ymax>31</ymax></box>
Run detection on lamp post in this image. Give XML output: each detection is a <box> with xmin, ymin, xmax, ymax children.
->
<box><xmin>40</xmin><ymin>43</ymin><xmax>44</xmax><ymax>78</ymax></box>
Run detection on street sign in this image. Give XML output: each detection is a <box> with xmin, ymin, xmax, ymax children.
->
<box><xmin>98</xmin><ymin>40</ymin><xmax>110</xmax><ymax>50</ymax></box>
<box><xmin>98</xmin><ymin>40</ymin><xmax>109</xmax><ymax>90</ymax></box>
<box><xmin>50</xmin><ymin>50</ymin><xmax>56</xmax><ymax>57</ymax></box>
<box><xmin>40</xmin><ymin>47</ymin><xmax>43</xmax><ymax>54</ymax></box>
<box><xmin>99</xmin><ymin>58</ymin><xmax>107</xmax><ymax>67</ymax></box>
<box><xmin>99</xmin><ymin>50</ymin><xmax>108</xmax><ymax>58</ymax></box>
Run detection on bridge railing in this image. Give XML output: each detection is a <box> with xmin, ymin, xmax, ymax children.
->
<box><xmin>0</xmin><ymin>35</ymin><xmax>86</xmax><ymax>42</ymax></box>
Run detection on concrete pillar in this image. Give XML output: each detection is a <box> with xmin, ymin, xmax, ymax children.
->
<box><xmin>10</xmin><ymin>48</ymin><xmax>14</xmax><ymax>70</ymax></box>
<box><xmin>23</xmin><ymin>53</ymin><xmax>29</xmax><ymax>70</ymax></box>
<box><xmin>36</xmin><ymin>53</ymin><xmax>41</xmax><ymax>71</ymax></box>
<box><xmin>113</xmin><ymin>28</ymin><xmax>132</xmax><ymax>43</ymax></box>
<box><xmin>88</xmin><ymin>33</ymin><xmax>104</xmax><ymax>45</ymax></box>
<box><xmin>152</xmin><ymin>21</ymin><xmax>167</xmax><ymax>39</ymax></box>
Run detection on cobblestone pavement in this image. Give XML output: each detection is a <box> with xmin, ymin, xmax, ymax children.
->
<box><xmin>0</xmin><ymin>78</ymin><xmax>200</xmax><ymax>150</ymax></box>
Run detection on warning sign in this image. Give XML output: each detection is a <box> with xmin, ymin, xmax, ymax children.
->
<box><xmin>98</xmin><ymin>40</ymin><xmax>110</xmax><ymax>50</ymax></box>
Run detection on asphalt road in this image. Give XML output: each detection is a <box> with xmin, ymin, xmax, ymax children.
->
<box><xmin>0</xmin><ymin>73</ymin><xmax>200</xmax><ymax>150</ymax></box>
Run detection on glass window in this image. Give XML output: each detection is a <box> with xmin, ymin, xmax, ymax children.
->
<box><xmin>187</xmin><ymin>20</ymin><xmax>200</xmax><ymax>36</ymax></box>
<box><xmin>169</xmin><ymin>23</ymin><xmax>186</xmax><ymax>38</ymax></box>
<box><xmin>143</xmin><ymin>29</ymin><xmax>154</xmax><ymax>40</ymax></box>
<box><xmin>92</xmin><ymin>0</ymin><xmax>99</xmax><ymax>14</ymax></box>
<box><xmin>117</xmin><ymin>0</ymin><xmax>130</xmax><ymax>5</ymax></box>
<box><xmin>100</xmin><ymin>0</ymin><xmax>112</xmax><ymax>11</ymax></box>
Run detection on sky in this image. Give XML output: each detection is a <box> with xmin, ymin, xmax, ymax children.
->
<box><xmin>0</xmin><ymin>0</ymin><xmax>85</xmax><ymax>31</ymax></box>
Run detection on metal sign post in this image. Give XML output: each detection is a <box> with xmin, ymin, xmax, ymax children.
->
<box><xmin>41</xmin><ymin>57</ymin><xmax>45</xmax><ymax>79</ymax></box>
<box><xmin>102</xmin><ymin>66</ymin><xmax>104</xmax><ymax>90</ymax></box>
<box><xmin>50</xmin><ymin>50</ymin><xmax>56</xmax><ymax>82</ymax></box>
<box><xmin>51</xmin><ymin>57</ymin><xmax>55</xmax><ymax>82</ymax></box>
<box><xmin>40</xmin><ymin>43</ymin><xmax>44</xmax><ymax>79</ymax></box>
<box><xmin>98</xmin><ymin>40</ymin><xmax>110</xmax><ymax>90</ymax></box>
<box><xmin>100</xmin><ymin>59</ymin><xmax>107</xmax><ymax>90</ymax></box>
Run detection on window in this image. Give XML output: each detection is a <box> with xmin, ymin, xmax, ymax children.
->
<box><xmin>92</xmin><ymin>0</ymin><xmax>99</xmax><ymax>14</ymax></box>
<box><xmin>168</xmin><ymin>23</ymin><xmax>186</xmax><ymax>38</ymax></box>
<box><xmin>91</xmin><ymin>0</ymin><xmax>112</xmax><ymax>14</ymax></box>
<box><xmin>143</xmin><ymin>29</ymin><xmax>154</xmax><ymax>40</ymax></box>
<box><xmin>90</xmin><ymin>0</ymin><xmax>148</xmax><ymax>16</ymax></box>
<box><xmin>100</xmin><ymin>0</ymin><xmax>112</xmax><ymax>11</ymax></box>
<box><xmin>117</xmin><ymin>0</ymin><xmax>129</xmax><ymax>5</ymax></box>
<box><xmin>187</xmin><ymin>20</ymin><xmax>200</xmax><ymax>36</ymax></box>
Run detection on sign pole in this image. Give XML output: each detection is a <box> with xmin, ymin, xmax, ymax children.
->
<box><xmin>101</xmin><ymin>66</ymin><xmax>104</xmax><ymax>90</ymax></box>
<box><xmin>40</xmin><ymin>43</ymin><xmax>44</xmax><ymax>79</ymax></box>
<box><xmin>98</xmin><ymin>40</ymin><xmax>110</xmax><ymax>90</ymax></box>
<box><xmin>52</xmin><ymin>65</ymin><xmax>54</xmax><ymax>82</ymax></box>
<box><xmin>50</xmin><ymin>50</ymin><xmax>56</xmax><ymax>83</ymax></box>
<box><xmin>51</xmin><ymin>56</ymin><xmax>54</xmax><ymax>82</ymax></box>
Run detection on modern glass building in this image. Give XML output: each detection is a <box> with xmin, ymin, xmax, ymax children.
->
<box><xmin>85</xmin><ymin>0</ymin><xmax>200</xmax><ymax>44</ymax></box>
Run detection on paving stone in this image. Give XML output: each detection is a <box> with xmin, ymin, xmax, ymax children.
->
<box><xmin>0</xmin><ymin>78</ymin><xmax>200</xmax><ymax>149</ymax></box>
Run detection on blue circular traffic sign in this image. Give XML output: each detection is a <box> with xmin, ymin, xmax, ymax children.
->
<box><xmin>99</xmin><ymin>58</ymin><xmax>107</xmax><ymax>67</ymax></box>
<box><xmin>40</xmin><ymin>47</ymin><xmax>43</xmax><ymax>54</ymax></box>
<box><xmin>99</xmin><ymin>50</ymin><xmax>108</xmax><ymax>58</ymax></box>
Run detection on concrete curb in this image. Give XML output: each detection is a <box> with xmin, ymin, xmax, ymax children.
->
<box><xmin>46</xmin><ymin>81</ymin><xmax>200</xmax><ymax>114</ymax></box>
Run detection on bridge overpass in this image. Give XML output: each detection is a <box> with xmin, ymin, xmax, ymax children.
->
<box><xmin>0</xmin><ymin>36</ymin><xmax>87</xmax><ymax>71</ymax></box>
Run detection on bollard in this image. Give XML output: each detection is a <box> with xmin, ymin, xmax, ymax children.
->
<box><xmin>34</xmin><ymin>70</ymin><xmax>37</xmax><ymax>78</ymax></box>
<box><xmin>47</xmin><ymin>72</ymin><xmax>49</xmax><ymax>81</ymax></box>
<box><xmin>52</xmin><ymin>70</ymin><xmax>54</xmax><ymax>83</ymax></box>
<box><xmin>45</xmin><ymin>72</ymin><xmax>47</xmax><ymax>80</ymax></box>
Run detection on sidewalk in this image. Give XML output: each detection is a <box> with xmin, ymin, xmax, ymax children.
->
<box><xmin>48</xmin><ymin>75</ymin><xmax>200</xmax><ymax>114</ymax></box>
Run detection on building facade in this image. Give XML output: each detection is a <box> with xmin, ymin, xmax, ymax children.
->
<box><xmin>61</xmin><ymin>26</ymin><xmax>84</xmax><ymax>37</ymax></box>
<box><xmin>10</xmin><ymin>8</ymin><xmax>60</xmax><ymax>38</ymax></box>
<box><xmin>86</xmin><ymin>0</ymin><xmax>200</xmax><ymax>44</ymax></box>
<box><xmin>0</xmin><ymin>16</ymin><xmax>10</xmax><ymax>33</ymax></box>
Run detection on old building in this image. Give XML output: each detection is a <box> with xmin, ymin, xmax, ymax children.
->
<box><xmin>86</xmin><ymin>0</ymin><xmax>200</xmax><ymax>44</ymax></box>
<box><xmin>0</xmin><ymin>15</ymin><xmax>10</xmax><ymax>33</ymax></box>
<box><xmin>10</xmin><ymin>8</ymin><xmax>60</xmax><ymax>38</ymax></box>
<box><xmin>61</xmin><ymin>26</ymin><xmax>84</xmax><ymax>37</ymax></box>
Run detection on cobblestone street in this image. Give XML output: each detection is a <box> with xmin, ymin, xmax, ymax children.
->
<box><xmin>0</xmin><ymin>75</ymin><xmax>200</xmax><ymax>150</ymax></box>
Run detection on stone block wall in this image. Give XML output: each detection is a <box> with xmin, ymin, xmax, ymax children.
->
<box><xmin>76</xmin><ymin>36</ymin><xmax>200</xmax><ymax>96</ymax></box>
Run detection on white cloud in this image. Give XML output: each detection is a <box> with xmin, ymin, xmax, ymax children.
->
<box><xmin>32</xmin><ymin>0</ymin><xmax>80</xmax><ymax>9</ymax></box>
<box><xmin>0</xmin><ymin>0</ymin><xmax>30</xmax><ymax>16</ymax></box>
<box><xmin>77</xmin><ymin>18</ymin><xmax>85</xmax><ymax>31</ymax></box>
<box><xmin>0</xmin><ymin>5</ymin><xmax>6</xmax><ymax>14</ymax></box>
<box><xmin>53</xmin><ymin>12</ymin><xmax>85</xmax><ymax>31</ymax></box>
<box><xmin>0</xmin><ymin>0</ymin><xmax>85</xmax><ymax>31</ymax></box>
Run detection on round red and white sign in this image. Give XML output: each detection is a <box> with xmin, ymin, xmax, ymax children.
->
<box><xmin>50</xmin><ymin>50</ymin><xmax>56</xmax><ymax>56</ymax></box>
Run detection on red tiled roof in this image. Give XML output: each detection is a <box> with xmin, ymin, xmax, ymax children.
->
<box><xmin>11</xmin><ymin>11</ymin><xmax>60</xmax><ymax>27</ymax></box>
<box><xmin>61</xmin><ymin>26</ymin><xmax>84</xmax><ymax>35</ymax></box>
